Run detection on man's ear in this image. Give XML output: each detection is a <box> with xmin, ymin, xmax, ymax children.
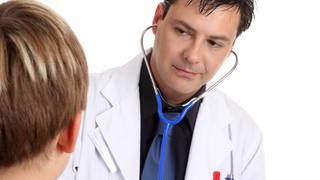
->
<box><xmin>152</xmin><ymin>2</ymin><xmax>165</xmax><ymax>34</ymax></box>
<box><xmin>57</xmin><ymin>111</ymin><xmax>82</xmax><ymax>153</ymax></box>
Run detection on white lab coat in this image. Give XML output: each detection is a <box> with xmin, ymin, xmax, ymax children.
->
<box><xmin>59</xmin><ymin>52</ymin><xmax>265</xmax><ymax>180</ymax></box>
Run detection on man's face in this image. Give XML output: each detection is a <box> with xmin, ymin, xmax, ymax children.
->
<box><xmin>151</xmin><ymin>0</ymin><xmax>240</xmax><ymax>104</ymax></box>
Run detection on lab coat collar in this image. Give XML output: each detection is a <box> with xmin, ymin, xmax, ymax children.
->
<box><xmin>93</xmin><ymin>52</ymin><xmax>146</xmax><ymax>180</ymax></box>
<box><xmin>185</xmin><ymin>91</ymin><xmax>233</xmax><ymax>180</ymax></box>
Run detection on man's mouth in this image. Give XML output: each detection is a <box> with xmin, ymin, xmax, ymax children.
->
<box><xmin>173</xmin><ymin>65</ymin><xmax>198</xmax><ymax>78</ymax></box>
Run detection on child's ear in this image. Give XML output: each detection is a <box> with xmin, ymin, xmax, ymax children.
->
<box><xmin>57</xmin><ymin>112</ymin><xmax>82</xmax><ymax>153</ymax></box>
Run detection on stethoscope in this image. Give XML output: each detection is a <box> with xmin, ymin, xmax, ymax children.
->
<box><xmin>141</xmin><ymin>25</ymin><xmax>237</xmax><ymax>180</ymax></box>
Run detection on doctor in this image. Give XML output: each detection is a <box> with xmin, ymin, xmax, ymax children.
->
<box><xmin>60</xmin><ymin>0</ymin><xmax>265</xmax><ymax>179</ymax></box>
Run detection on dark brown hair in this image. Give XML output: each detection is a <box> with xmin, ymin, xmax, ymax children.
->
<box><xmin>163</xmin><ymin>0</ymin><xmax>255</xmax><ymax>36</ymax></box>
<box><xmin>0</xmin><ymin>0</ymin><xmax>88</xmax><ymax>167</ymax></box>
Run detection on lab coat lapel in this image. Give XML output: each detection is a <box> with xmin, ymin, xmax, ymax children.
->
<box><xmin>185</xmin><ymin>92</ymin><xmax>233</xmax><ymax>180</ymax></box>
<box><xmin>94</xmin><ymin>56</ymin><xmax>143</xmax><ymax>180</ymax></box>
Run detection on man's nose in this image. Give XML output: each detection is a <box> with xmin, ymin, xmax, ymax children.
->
<box><xmin>183</xmin><ymin>39</ymin><xmax>202</xmax><ymax>64</ymax></box>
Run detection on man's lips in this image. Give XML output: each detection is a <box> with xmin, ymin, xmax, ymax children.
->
<box><xmin>173</xmin><ymin>65</ymin><xmax>198</xmax><ymax>78</ymax></box>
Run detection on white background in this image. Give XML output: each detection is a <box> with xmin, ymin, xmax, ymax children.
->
<box><xmin>3</xmin><ymin>0</ymin><xmax>320</xmax><ymax>179</ymax></box>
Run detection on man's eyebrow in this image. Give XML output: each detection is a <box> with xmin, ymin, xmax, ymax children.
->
<box><xmin>173</xmin><ymin>19</ymin><xmax>231</xmax><ymax>42</ymax></box>
<box><xmin>208</xmin><ymin>35</ymin><xmax>231</xmax><ymax>42</ymax></box>
<box><xmin>173</xmin><ymin>19</ymin><xmax>196</xmax><ymax>32</ymax></box>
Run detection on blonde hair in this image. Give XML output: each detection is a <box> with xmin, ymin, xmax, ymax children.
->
<box><xmin>0</xmin><ymin>0</ymin><xmax>88</xmax><ymax>167</ymax></box>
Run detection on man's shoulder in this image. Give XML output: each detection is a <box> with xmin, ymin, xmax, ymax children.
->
<box><xmin>89</xmin><ymin>67</ymin><xmax>119</xmax><ymax>92</ymax></box>
<box><xmin>89</xmin><ymin>55</ymin><xmax>143</xmax><ymax>91</ymax></box>
<box><xmin>208</xmin><ymin>90</ymin><xmax>262</xmax><ymax>134</ymax></box>
<box><xmin>215</xmin><ymin>90</ymin><xmax>251</xmax><ymax>119</ymax></box>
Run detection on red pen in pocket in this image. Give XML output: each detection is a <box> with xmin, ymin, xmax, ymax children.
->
<box><xmin>213</xmin><ymin>171</ymin><xmax>220</xmax><ymax>180</ymax></box>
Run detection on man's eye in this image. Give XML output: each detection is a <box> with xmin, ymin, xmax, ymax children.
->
<box><xmin>175</xmin><ymin>27</ymin><xmax>188</xmax><ymax>35</ymax></box>
<box><xmin>208</xmin><ymin>40</ymin><xmax>221</xmax><ymax>47</ymax></box>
